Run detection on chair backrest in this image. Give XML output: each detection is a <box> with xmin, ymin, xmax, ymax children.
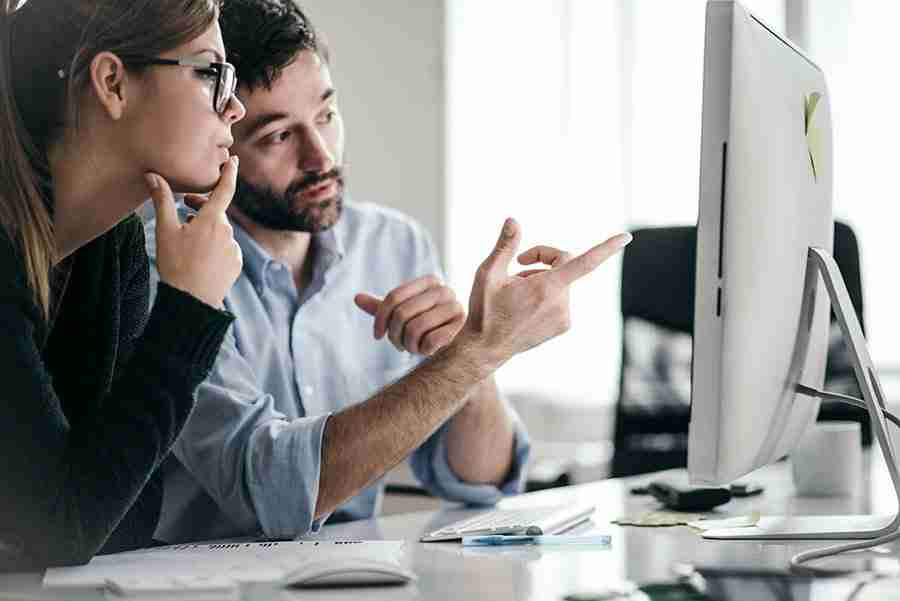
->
<box><xmin>619</xmin><ymin>226</ymin><xmax>697</xmax><ymax>334</ymax></box>
<box><xmin>611</xmin><ymin>221</ymin><xmax>865</xmax><ymax>478</ymax></box>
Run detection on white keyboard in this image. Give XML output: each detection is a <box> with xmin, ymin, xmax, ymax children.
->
<box><xmin>420</xmin><ymin>503</ymin><xmax>596</xmax><ymax>542</ymax></box>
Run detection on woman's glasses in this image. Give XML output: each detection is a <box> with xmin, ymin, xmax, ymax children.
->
<box><xmin>124</xmin><ymin>56</ymin><xmax>237</xmax><ymax>115</ymax></box>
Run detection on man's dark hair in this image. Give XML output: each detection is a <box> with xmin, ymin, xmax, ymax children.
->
<box><xmin>220</xmin><ymin>0</ymin><xmax>329</xmax><ymax>92</ymax></box>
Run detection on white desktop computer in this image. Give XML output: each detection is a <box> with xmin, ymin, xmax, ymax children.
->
<box><xmin>687</xmin><ymin>0</ymin><xmax>900</xmax><ymax>560</ymax></box>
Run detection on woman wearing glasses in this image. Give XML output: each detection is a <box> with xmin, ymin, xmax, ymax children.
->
<box><xmin>0</xmin><ymin>0</ymin><xmax>245</xmax><ymax>569</ymax></box>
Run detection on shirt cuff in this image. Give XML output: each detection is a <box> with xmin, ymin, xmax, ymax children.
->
<box><xmin>245</xmin><ymin>413</ymin><xmax>332</xmax><ymax>539</ymax></box>
<box><xmin>412</xmin><ymin>415</ymin><xmax>531</xmax><ymax>506</ymax></box>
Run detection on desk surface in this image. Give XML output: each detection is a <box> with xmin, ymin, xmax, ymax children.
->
<box><xmin>314</xmin><ymin>451</ymin><xmax>900</xmax><ymax>600</ymax></box>
<box><xmin>4</xmin><ymin>452</ymin><xmax>900</xmax><ymax>600</ymax></box>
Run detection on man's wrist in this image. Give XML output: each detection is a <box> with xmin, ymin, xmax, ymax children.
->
<box><xmin>439</xmin><ymin>328</ymin><xmax>506</xmax><ymax>382</ymax></box>
<box><xmin>457</xmin><ymin>375</ymin><xmax>500</xmax><ymax>413</ymax></box>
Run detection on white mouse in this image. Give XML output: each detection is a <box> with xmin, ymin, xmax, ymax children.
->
<box><xmin>283</xmin><ymin>558</ymin><xmax>416</xmax><ymax>588</ymax></box>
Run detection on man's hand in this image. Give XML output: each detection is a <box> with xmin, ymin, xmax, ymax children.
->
<box><xmin>458</xmin><ymin>218</ymin><xmax>631</xmax><ymax>368</ymax></box>
<box><xmin>354</xmin><ymin>276</ymin><xmax>466</xmax><ymax>356</ymax></box>
<box><xmin>316</xmin><ymin>219</ymin><xmax>629</xmax><ymax>520</ymax></box>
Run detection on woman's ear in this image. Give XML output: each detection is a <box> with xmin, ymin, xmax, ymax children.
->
<box><xmin>89</xmin><ymin>51</ymin><xmax>130</xmax><ymax>120</ymax></box>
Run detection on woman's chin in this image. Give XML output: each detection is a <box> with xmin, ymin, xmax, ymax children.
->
<box><xmin>165</xmin><ymin>173</ymin><xmax>219</xmax><ymax>196</ymax></box>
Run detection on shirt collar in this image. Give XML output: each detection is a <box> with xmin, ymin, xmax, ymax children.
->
<box><xmin>317</xmin><ymin>212</ymin><xmax>347</xmax><ymax>262</ymax></box>
<box><xmin>230</xmin><ymin>217</ymin><xmax>347</xmax><ymax>291</ymax></box>
<box><xmin>230</xmin><ymin>219</ymin><xmax>275</xmax><ymax>291</ymax></box>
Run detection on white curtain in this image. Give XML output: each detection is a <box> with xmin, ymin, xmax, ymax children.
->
<box><xmin>799</xmin><ymin>1</ymin><xmax>900</xmax><ymax>368</ymax></box>
<box><xmin>446</xmin><ymin>0</ymin><xmax>785</xmax><ymax>407</ymax></box>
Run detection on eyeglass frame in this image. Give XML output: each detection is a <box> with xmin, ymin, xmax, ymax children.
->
<box><xmin>122</xmin><ymin>56</ymin><xmax>238</xmax><ymax>115</ymax></box>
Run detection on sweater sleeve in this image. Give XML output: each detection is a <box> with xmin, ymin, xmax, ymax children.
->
<box><xmin>0</xmin><ymin>227</ymin><xmax>233</xmax><ymax>570</ymax></box>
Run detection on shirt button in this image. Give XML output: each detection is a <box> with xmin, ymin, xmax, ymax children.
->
<box><xmin>303</xmin><ymin>385</ymin><xmax>314</xmax><ymax>397</ymax></box>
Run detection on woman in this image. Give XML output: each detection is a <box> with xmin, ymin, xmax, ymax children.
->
<box><xmin>0</xmin><ymin>0</ymin><xmax>246</xmax><ymax>569</ymax></box>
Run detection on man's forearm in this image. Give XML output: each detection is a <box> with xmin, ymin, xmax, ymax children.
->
<box><xmin>444</xmin><ymin>376</ymin><xmax>516</xmax><ymax>486</ymax></box>
<box><xmin>314</xmin><ymin>337</ymin><xmax>500</xmax><ymax>519</ymax></box>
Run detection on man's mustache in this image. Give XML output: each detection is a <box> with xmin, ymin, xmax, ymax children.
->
<box><xmin>287</xmin><ymin>167</ymin><xmax>344</xmax><ymax>198</ymax></box>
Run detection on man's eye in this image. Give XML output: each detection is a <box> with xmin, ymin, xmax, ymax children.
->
<box><xmin>265</xmin><ymin>131</ymin><xmax>291</xmax><ymax>145</ymax></box>
<box><xmin>320</xmin><ymin>110</ymin><xmax>336</xmax><ymax>124</ymax></box>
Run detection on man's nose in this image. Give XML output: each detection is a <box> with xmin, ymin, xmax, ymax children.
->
<box><xmin>299</xmin><ymin>130</ymin><xmax>336</xmax><ymax>174</ymax></box>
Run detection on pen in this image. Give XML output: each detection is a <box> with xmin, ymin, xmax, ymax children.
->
<box><xmin>462</xmin><ymin>535</ymin><xmax>611</xmax><ymax>548</ymax></box>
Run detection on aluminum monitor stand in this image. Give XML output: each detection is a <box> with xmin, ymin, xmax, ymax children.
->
<box><xmin>703</xmin><ymin>247</ymin><xmax>900</xmax><ymax>541</ymax></box>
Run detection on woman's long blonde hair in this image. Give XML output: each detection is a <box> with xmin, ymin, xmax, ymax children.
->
<box><xmin>0</xmin><ymin>0</ymin><xmax>220</xmax><ymax>319</ymax></box>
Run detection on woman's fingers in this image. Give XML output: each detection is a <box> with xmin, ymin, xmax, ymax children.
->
<box><xmin>151</xmin><ymin>158</ymin><xmax>243</xmax><ymax>308</ymax></box>
<box><xmin>201</xmin><ymin>156</ymin><xmax>239</xmax><ymax>216</ymax></box>
<box><xmin>183</xmin><ymin>194</ymin><xmax>207</xmax><ymax>212</ymax></box>
<box><xmin>146</xmin><ymin>173</ymin><xmax>179</xmax><ymax>235</ymax></box>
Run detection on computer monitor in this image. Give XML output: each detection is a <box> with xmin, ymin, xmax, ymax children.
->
<box><xmin>688</xmin><ymin>0</ymin><xmax>900</xmax><ymax>543</ymax></box>
<box><xmin>689</xmin><ymin>0</ymin><xmax>833</xmax><ymax>487</ymax></box>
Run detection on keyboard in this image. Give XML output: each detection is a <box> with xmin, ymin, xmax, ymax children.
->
<box><xmin>420</xmin><ymin>503</ymin><xmax>596</xmax><ymax>542</ymax></box>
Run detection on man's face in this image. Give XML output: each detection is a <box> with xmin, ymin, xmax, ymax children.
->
<box><xmin>230</xmin><ymin>50</ymin><xmax>345</xmax><ymax>233</ymax></box>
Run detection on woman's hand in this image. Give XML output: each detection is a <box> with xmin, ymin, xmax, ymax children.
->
<box><xmin>147</xmin><ymin>156</ymin><xmax>243</xmax><ymax>308</ymax></box>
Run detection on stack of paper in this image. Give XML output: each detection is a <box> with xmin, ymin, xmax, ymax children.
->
<box><xmin>43</xmin><ymin>540</ymin><xmax>406</xmax><ymax>597</ymax></box>
<box><xmin>106</xmin><ymin>576</ymin><xmax>238</xmax><ymax>601</ymax></box>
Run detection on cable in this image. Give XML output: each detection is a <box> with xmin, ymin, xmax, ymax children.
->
<box><xmin>796</xmin><ymin>384</ymin><xmax>900</xmax><ymax>431</ymax></box>
<box><xmin>790</xmin><ymin>385</ymin><xmax>900</xmax><ymax>576</ymax></box>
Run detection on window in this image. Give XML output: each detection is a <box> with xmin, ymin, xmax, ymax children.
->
<box><xmin>805</xmin><ymin>2</ymin><xmax>900</xmax><ymax>366</ymax></box>
<box><xmin>448</xmin><ymin>0</ymin><xmax>785</xmax><ymax>406</ymax></box>
<box><xmin>447</xmin><ymin>0</ymin><xmax>626</xmax><ymax>404</ymax></box>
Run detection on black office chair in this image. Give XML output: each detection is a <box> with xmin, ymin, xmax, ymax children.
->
<box><xmin>611</xmin><ymin>222</ymin><xmax>867</xmax><ymax>478</ymax></box>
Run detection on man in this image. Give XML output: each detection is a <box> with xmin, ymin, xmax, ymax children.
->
<box><xmin>146</xmin><ymin>0</ymin><xmax>630</xmax><ymax>543</ymax></box>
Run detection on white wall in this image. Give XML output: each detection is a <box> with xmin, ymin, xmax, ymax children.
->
<box><xmin>300</xmin><ymin>1</ymin><xmax>448</xmax><ymax>258</ymax></box>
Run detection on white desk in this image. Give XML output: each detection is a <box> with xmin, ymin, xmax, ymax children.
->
<box><xmin>3</xmin><ymin>452</ymin><xmax>899</xmax><ymax>600</ymax></box>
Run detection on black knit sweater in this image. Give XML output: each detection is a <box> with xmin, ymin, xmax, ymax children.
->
<box><xmin>0</xmin><ymin>215</ymin><xmax>233</xmax><ymax>570</ymax></box>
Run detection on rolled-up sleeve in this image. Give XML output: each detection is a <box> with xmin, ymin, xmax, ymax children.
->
<box><xmin>149</xmin><ymin>323</ymin><xmax>332</xmax><ymax>540</ymax></box>
<box><xmin>180</xmin><ymin>333</ymin><xmax>333</xmax><ymax>539</ymax></box>
<box><xmin>409</xmin><ymin>408</ymin><xmax>532</xmax><ymax>506</ymax></box>
<box><xmin>245</xmin><ymin>412</ymin><xmax>332</xmax><ymax>538</ymax></box>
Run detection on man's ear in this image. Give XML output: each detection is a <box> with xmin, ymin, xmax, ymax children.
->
<box><xmin>89</xmin><ymin>51</ymin><xmax>130</xmax><ymax>121</ymax></box>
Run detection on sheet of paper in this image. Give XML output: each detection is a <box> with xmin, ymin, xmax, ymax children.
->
<box><xmin>612</xmin><ymin>511</ymin><xmax>706</xmax><ymax>527</ymax></box>
<box><xmin>613</xmin><ymin>511</ymin><xmax>761</xmax><ymax>532</ymax></box>
<box><xmin>805</xmin><ymin>92</ymin><xmax>824</xmax><ymax>181</ymax></box>
<box><xmin>0</xmin><ymin>572</ymin><xmax>98</xmax><ymax>601</ymax></box>
<box><xmin>686</xmin><ymin>512</ymin><xmax>761</xmax><ymax>532</ymax></box>
<box><xmin>105</xmin><ymin>579</ymin><xmax>239</xmax><ymax>601</ymax></box>
<box><xmin>43</xmin><ymin>540</ymin><xmax>406</xmax><ymax>592</ymax></box>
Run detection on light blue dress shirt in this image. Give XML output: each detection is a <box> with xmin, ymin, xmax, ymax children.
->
<box><xmin>144</xmin><ymin>200</ymin><xmax>531</xmax><ymax>543</ymax></box>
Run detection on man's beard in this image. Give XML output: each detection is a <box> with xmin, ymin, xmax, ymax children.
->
<box><xmin>233</xmin><ymin>167</ymin><xmax>345</xmax><ymax>233</ymax></box>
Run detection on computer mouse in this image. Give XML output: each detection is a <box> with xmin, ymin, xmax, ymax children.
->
<box><xmin>283</xmin><ymin>558</ymin><xmax>417</xmax><ymax>588</ymax></box>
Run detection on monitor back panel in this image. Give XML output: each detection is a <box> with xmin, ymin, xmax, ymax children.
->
<box><xmin>690</xmin><ymin>0</ymin><xmax>833</xmax><ymax>484</ymax></box>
